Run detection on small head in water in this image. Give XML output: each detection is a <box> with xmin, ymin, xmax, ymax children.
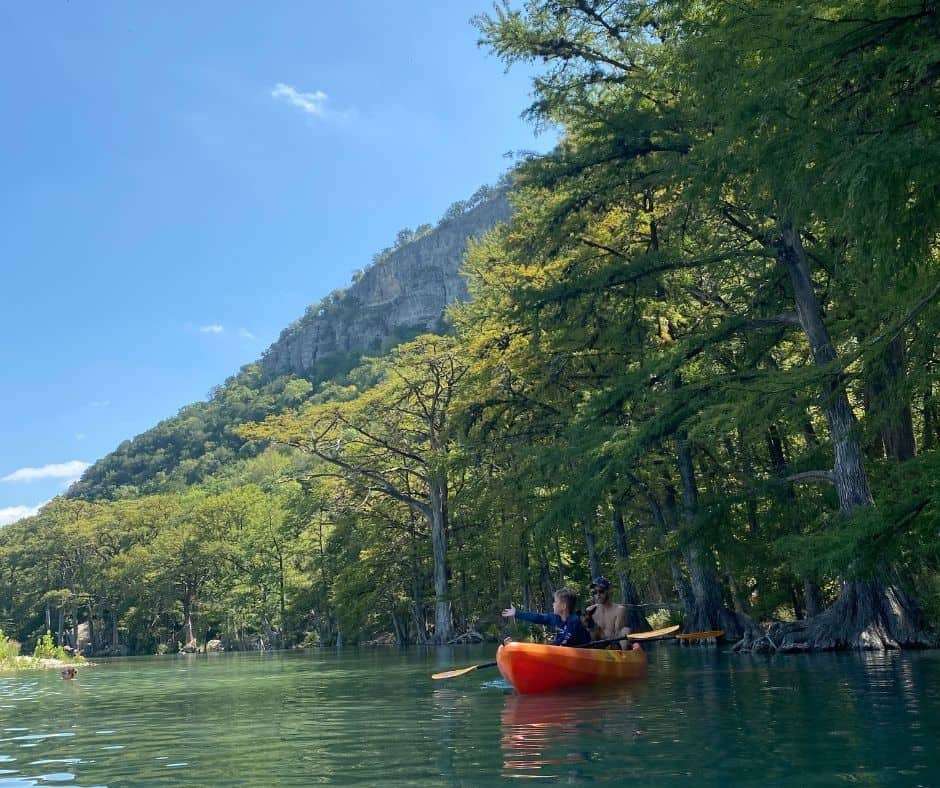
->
<box><xmin>61</xmin><ymin>667</ymin><xmax>77</xmax><ymax>680</ymax></box>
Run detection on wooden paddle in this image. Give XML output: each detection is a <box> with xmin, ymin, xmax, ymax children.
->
<box><xmin>622</xmin><ymin>624</ymin><xmax>681</xmax><ymax>641</ymax></box>
<box><xmin>431</xmin><ymin>624</ymin><xmax>682</xmax><ymax>680</ymax></box>
<box><xmin>432</xmin><ymin>661</ymin><xmax>497</xmax><ymax>680</ymax></box>
<box><xmin>676</xmin><ymin>629</ymin><xmax>724</xmax><ymax>641</ymax></box>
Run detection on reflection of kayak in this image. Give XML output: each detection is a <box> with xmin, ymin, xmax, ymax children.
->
<box><xmin>497</xmin><ymin>642</ymin><xmax>647</xmax><ymax>694</ymax></box>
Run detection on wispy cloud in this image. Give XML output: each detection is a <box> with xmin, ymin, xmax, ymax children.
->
<box><xmin>238</xmin><ymin>328</ymin><xmax>256</xmax><ymax>340</ymax></box>
<box><xmin>2</xmin><ymin>460</ymin><xmax>90</xmax><ymax>484</ymax></box>
<box><xmin>75</xmin><ymin>433</ymin><xmax>86</xmax><ymax>441</ymax></box>
<box><xmin>0</xmin><ymin>504</ymin><xmax>44</xmax><ymax>526</ymax></box>
<box><xmin>90</xmin><ymin>399</ymin><xmax>111</xmax><ymax>408</ymax></box>
<box><xmin>272</xmin><ymin>83</ymin><xmax>329</xmax><ymax>117</ymax></box>
<box><xmin>200</xmin><ymin>324</ymin><xmax>225</xmax><ymax>334</ymax></box>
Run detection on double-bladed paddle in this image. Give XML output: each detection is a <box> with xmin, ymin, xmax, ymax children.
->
<box><xmin>431</xmin><ymin>624</ymin><xmax>683</xmax><ymax>680</ymax></box>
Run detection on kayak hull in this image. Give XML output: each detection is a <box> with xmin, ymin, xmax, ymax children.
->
<box><xmin>496</xmin><ymin>642</ymin><xmax>647</xmax><ymax>694</ymax></box>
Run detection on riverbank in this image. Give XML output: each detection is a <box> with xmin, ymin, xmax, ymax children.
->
<box><xmin>1</xmin><ymin>655</ymin><xmax>92</xmax><ymax>673</ymax></box>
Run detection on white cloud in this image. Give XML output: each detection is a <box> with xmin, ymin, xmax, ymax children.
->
<box><xmin>90</xmin><ymin>399</ymin><xmax>110</xmax><ymax>408</ymax></box>
<box><xmin>75</xmin><ymin>433</ymin><xmax>86</xmax><ymax>441</ymax></box>
<box><xmin>272</xmin><ymin>83</ymin><xmax>329</xmax><ymax>117</ymax></box>
<box><xmin>200</xmin><ymin>324</ymin><xmax>225</xmax><ymax>334</ymax></box>
<box><xmin>2</xmin><ymin>460</ymin><xmax>90</xmax><ymax>484</ymax></box>
<box><xmin>0</xmin><ymin>503</ymin><xmax>43</xmax><ymax>526</ymax></box>
<box><xmin>239</xmin><ymin>328</ymin><xmax>256</xmax><ymax>340</ymax></box>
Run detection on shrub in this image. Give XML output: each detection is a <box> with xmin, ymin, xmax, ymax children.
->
<box><xmin>33</xmin><ymin>631</ymin><xmax>68</xmax><ymax>661</ymax></box>
<box><xmin>646</xmin><ymin>608</ymin><xmax>682</xmax><ymax>630</ymax></box>
<box><xmin>0</xmin><ymin>629</ymin><xmax>21</xmax><ymax>663</ymax></box>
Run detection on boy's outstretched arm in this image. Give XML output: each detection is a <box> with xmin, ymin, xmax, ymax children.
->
<box><xmin>502</xmin><ymin>603</ymin><xmax>561</xmax><ymax>628</ymax></box>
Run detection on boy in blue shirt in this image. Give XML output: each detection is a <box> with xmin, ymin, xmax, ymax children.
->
<box><xmin>501</xmin><ymin>587</ymin><xmax>591</xmax><ymax>647</ymax></box>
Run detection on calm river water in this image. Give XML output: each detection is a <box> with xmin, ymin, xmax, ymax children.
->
<box><xmin>1</xmin><ymin>645</ymin><xmax>939</xmax><ymax>786</ymax></box>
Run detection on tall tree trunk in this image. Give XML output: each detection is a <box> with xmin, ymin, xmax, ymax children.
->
<box><xmin>868</xmin><ymin>335</ymin><xmax>916</xmax><ymax>461</ymax></box>
<box><xmin>726</xmin><ymin>572</ymin><xmax>750</xmax><ymax>615</ymax></box>
<box><xmin>520</xmin><ymin>530</ymin><xmax>531</xmax><ymax>612</ymax></box>
<box><xmin>277</xmin><ymin>548</ymin><xmax>287</xmax><ymax>638</ymax></box>
<box><xmin>763</xmin><ymin>223</ymin><xmax>931</xmax><ymax>650</ymax></box>
<box><xmin>407</xmin><ymin>509</ymin><xmax>428</xmax><ymax>645</ymax></box>
<box><xmin>538</xmin><ymin>552</ymin><xmax>554</xmax><ymax>611</ymax></box>
<box><xmin>182</xmin><ymin>594</ymin><xmax>196</xmax><ymax>651</ymax></box>
<box><xmin>791</xmin><ymin>584</ymin><xmax>805</xmax><ymax>621</ymax></box>
<box><xmin>647</xmin><ymin>487</ymin><xmax>696</xmax><ymax>622</ymax></box>
<box><xmin>670</xmin><ymin>561</ymin><xmax>696</xmax><ymax>620</ymax></box>
<box><xmin>767</xmin><ymin>423</ymin><xmax>823</xmax><ymax>618</ymax></box>
<box><xmin>390</xmin><ymin>609</ymin><xmax>408</xmax><ymax>646</ymax></box>
<box><xmin>678</xmin><ymin>432</ymin><xmax>728</xmax><ymax>629</ymax></box>
<box><xmin>881</xmin><ymin>337</ymin><xmax>916</xmax><ymax>461</ymax></box>
<box><xmin>778</xmin><ymin>223</ymin><xmax>874</xmax><ymax>513</ymax></box>
<box><xmin>610</xmin><ymin>509</ymin><xmax>650</xmax><ymax>632</ymax></box>
<box><xmin>87</xmin><ymin>601</ymin><xmax>97</xmax><ymax>655</ymax></box>
<box><xmin>583</xmin><ymin>521</ymin><xmax>602</xmax><ymax>581</ymax></box>
<box><xmin>429</xmin><ymin>477</ymin><xmax>453</xmax><ymax>644</ymax></box>
<box><xmin>802</xmin><ymin>578</ymin><xmax>823</xmax><ymax>619</ymax></box>
<box><xmin>923</xmin><ymin>385</ymin><xmax>939</xmax><ymax>452</ymax></box>
<box><xmin>676</xmin><ymin>431</ymin><xmax>750</xmax><ymax>639</ymax></box>
<box><xmin>723</xmin><ymin>432</ymin><xmax>759</xmax><ymax>534</ymax></box>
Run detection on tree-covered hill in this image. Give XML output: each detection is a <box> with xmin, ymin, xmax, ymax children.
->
<box><xmin>66</xmin><ymin>188</ymin><xmax>509</xmax><ymax>501</ymax></box>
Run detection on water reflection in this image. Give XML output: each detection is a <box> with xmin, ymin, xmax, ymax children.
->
<box><xmin>500</xmin><ymin>685</ymin><xmax>645</xmax><ymax>780</ymax></box>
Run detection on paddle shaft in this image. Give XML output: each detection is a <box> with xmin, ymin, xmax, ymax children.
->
<box><xmin>583</xmin><ymin>634</ymin><xmax>637</xmax><ymax>648</ymax></box>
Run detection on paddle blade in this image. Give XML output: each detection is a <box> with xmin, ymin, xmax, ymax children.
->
<box><xmin>676</xmin><ymin>629</ymin><xmax>724</xmax><ymax>641</ymax></box>
<box><xmin>431</xmin><ymin>661</ymin><xmax>496</xmax><ymax>680</ymax></box>
<box><xmin>629</xmin><ymin>624</ymin><xmax>681</xmax><ymax>641</ymax></box>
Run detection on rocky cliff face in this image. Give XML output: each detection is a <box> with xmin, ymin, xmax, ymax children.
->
<box><xmin>260</xmin><ymin>192</ymin><xmax>510</xmax><ymax>379</ymax></box>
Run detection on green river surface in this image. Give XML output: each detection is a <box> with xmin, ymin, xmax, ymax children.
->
<box><xmin>2</xmin><ymin>645</ymin><xmax>939</xmax><ymax>786</ymax></box>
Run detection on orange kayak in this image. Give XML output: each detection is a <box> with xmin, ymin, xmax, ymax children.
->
<box><xmin>496</xmin><ymin>642</ymin><xmax>647</xmax><ymax>694</ymax></box>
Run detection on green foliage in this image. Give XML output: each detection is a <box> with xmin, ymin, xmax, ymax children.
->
<box><xmin>0</xmin><ymin>629</ymin><xmax>20</xmax><ymax>663</ymax></box>
<box><xmin>33</xmin><ymin>631</ymin><xmax>68</xmax><ymax>660</ymax></box>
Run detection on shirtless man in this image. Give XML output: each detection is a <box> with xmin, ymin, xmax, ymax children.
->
<box><xmin>586</xmin><ymin>576</ymin><xmax>640</xmax><ymax>651</ymax></box>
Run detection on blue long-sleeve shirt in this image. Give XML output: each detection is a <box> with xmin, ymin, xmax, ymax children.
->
<box><xmin>515</xmin><ymin>609</ymin><xmax>591</xmax><ymax>647</ymax></box>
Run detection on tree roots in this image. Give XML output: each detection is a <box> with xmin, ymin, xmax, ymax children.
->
<box><xmin>733</xmin><ymin>581</ymin><xmax>936</xmax><ymax>653</ymax></box>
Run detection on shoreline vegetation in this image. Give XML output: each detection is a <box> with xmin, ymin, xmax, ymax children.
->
<box><xmin>2</xmin><ymin>656</ymin><xmax>93</xmax><ymax>673</ymax></box>
<box><xmin>1</xmin><ymin>630</ymin><xmax>88</xmax><ymax>673</ymax></box>
<box><xmin>1</xmin><ymin>2</ymin><xmax>939</xmax><ymax>658</ymax></box>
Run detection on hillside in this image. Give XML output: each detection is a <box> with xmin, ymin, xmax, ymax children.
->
<box><xmin>67</xmin><ymin>188</ymin><xmax>510</xmax><ymax>500</ymax></box>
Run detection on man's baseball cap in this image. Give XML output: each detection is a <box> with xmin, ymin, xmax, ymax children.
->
<box><xmin>590</xmin><ymin>576</ymin><xmax>611</xmax><ymax>591</ymax></box>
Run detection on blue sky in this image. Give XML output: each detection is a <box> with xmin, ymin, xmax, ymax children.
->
<box><xmin>0</xmin><ymin>2</ymin><xmax>552</xmax><ymax>524</ymax></box>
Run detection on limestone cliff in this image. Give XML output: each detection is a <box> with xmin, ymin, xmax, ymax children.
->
<box><xmin>260</xmin><ymin>192</ymin><xmax>510</xmax><ymax>379</ymax></box>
